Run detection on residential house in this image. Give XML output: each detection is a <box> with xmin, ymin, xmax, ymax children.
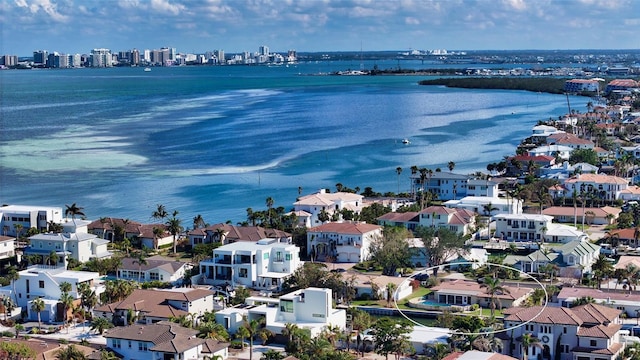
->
<box><xmin>506</xmin><ymin>155</ymin><xmax>555</xmax><ymax>176</ymax></box>
<box><xmin>466</xmin><ymin>178</ymin><xmax>500</xmax><ymax>197</ymax></box>
<box><xmin>618</xmin><ymin>185</ymin><xmax>640</xmax><ymax>201</ymax></box>
<box><xmin>530</xmin><ymin>124</ymin><xmax>564</xmax><ymax>144</ymax></box>
<box><xmin>424</xmin><ymin>279</ymin><xmax>532</xmax><ymax>311</ymax></box>
<box><xmin>557</xmin><ymin>287</ymin><xmax>640</xmax><ymax>318</ymax></box>
<box><xmin>104</xmin><ymin>321</ymin><xmax>229</xmax><ymax>360</ymax></box>
<box><xmin>446</xmin><ymin>248</ymin><xmax>488</xmax><ymax>270</ymax></box>
<box><xmin>547</xmin><ymin>132</ymin><xmax>595</xmax><ymax>150</ymax></box>
<box><xmin>6</xmin><ymin>265</ymin><xmax>103</xmax><ymax>322</ymax></box>
<box><xmin>614</xmin><ymin>256</ymin><xmax>640</xmax><ymax>271</ymax></box>
<box><xmin>94</xmin><ymin>288</ymin><xmax>215</xmax><ymax>326</ymax></box>
<box><xmin>564</xmin><ymin>79</ymin><xmax>600</xmax><ymax>93</ymax></box>
<box><xmin>503</xmin><ymin>249</ymin><xmax>556</xmax><ymax>274</ymax></box>
<box><xmin>135</xmin><ymin>224</ymin><xmax>173</xmax><ymax>250</ymax></box>
<box><xmin>445</xmin><ymin>196</ymin><xmax>520</xmax><ymax>216</ymax></box>
<box><xmin>528</xmin><ymin>144</ymin><xmax>573</xmax><ymax>160</ymax></box>
<box><xmin>88</xmin><ymin>217</ymin><xmax>143</xmax><ymax>241</ymax></box>
<box><xmin>349</xmin><ymin>272</ymin><xmax>414</xmax><ymax>301</ymax></box>
<box><xmin>0</xmin><ymin>205</ymin><xmax>63</xmax><ymax>237</ymax></box>
<box><xmin>493</xmin><ymin>213</ymin><xmax>588</xmax><ymax>243</ymax></box>
<box><xmin>418</xmin><ymin>171</ymin><xmax>471</xmax><ymax>201</ymax></box>
<box><xmin>563</xmin><ymin>173</ymin><xmax>629</xmax><ymax>202</ymax></box>
<box><xmin>554</xmin><ymin>240</ymin><xmax>601</xmax><ymax>273</ymax></box>
<box><xmin>24</xmin><ymin>219</ymin><xmax>111</xmax><ymax>267</ymax></box>
<box><xmin>117</xmin><ymin>255</ymin><xmax>193</xmax><ymax>285</ymax></box>
<box><xmin>605</xmin><ymin>79</ymin><xmax>639</xmax><ymax>94</ymax></box>
<box><xmin>542</xmin><ymin>206</ymin><xmax>620</xmax><ymax>225</ymax></box>
<box><xmin>215</xmin><ymin>287</ymin><xmax>345</xmax><ymax>338</ymax></box>
<box><xmin>500</xmin><ymin>304</ymin><xmax>624</xmax><ymax>360</ymax></box>
<box><xmin>377</xmin><ymin>212</ymin><xmax>420</xmax><ymax>231</ymax></box>
<box><xmin>417</xmin><ymin>206</ymin><xmax>476</xmax><ymax>235</ymax></box>
<box><xmin>196</xmin><ymin>238</ymin><xmax>302</xmax><ymax>290</ymax></box>
<box><xmin>187</xmin><ymin>223</ymin><xmax>291</xmax><ymax>247</ymax></box>
<box><xmin>0</xmin><ymin>235</ymin><xmax>16</xmax><ymax>261</ymax></box>
<box><xmin>306</xmin><ymin>222</ymin><xmax>382</xmax><ymax>263</ymax></box>
<box><xmin>293</xmin><ymin>189</ymin><xmax>364</xmax><ymax>227</ymax></box>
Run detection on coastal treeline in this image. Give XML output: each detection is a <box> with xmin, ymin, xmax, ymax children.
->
<box><xmin>418</xmin><ymin>77</ymin><xmax>569</xmax><ymax>94</ymax></box>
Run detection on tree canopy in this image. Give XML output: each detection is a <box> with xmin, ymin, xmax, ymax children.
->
<box><xmin>370</xmin><ymin>226</ymin><xmax>412</xmax><ymax>276</ymax></box>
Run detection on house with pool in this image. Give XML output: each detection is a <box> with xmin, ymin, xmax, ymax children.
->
<box><xmin>412</xmin><ymin>279</ymin><xmax>532</xmax><ymax>312</ymax></box>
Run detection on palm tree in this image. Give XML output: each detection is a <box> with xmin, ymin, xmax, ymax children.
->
<box><xmin>592</xmin><ymin>254</ymin><xmax>614</xmax><ymax>289</ymax></box>
<box><xmin>46</xmin><ymin>250</ymin><xmax>60</xmax><ymax>266</ymax></box>
<box><xmin>65</xmin><ymin>203</ymin><xmax>85</xmax><ymax>224</ymax></box>
<box><xmin>448</xmin><ymin>161</ymin><xmax>456</xmax><ymax>172</ymax></box>
<box><xmin>133</xmin><ymin>252</ymin><xmax>148</xmax><ymax>283</ymax></box>
<box><xmin>198</xmin><ymin>322</ymin><xmax>230</xmax><ymax>341</ymax></box>
<box><xmin>395</xmin><ymin>167</ymin><xmax>402</xmax><ymax>194</ymax></box>
<box><xmin>14</xmin><ymin>323</ymin><xmax>24</xmax><ymax>339</ymax></box>
<box><xmin>260</xmin><ymin>349</ymin><xmax>284</xmax><ymax>360</ymax></box>
<box><xmin>90</xmin><ymin>316</ymin><xmax>113</xmax><ymax>334</ymax></box>
<box><xmin>165</xmin><ymin>210</ymin><xmax>183</xmax><ymax>254</ymax></box>
<box><xmin>55</xmin><ymin>345</ymin><xmax>87</xmax><ymax>360</ymax></box>
<box><xmin>13</xmin><ymin>223</ymin><xmax>23</xmax><ymax>240</ymax></box>
<box><xmin>385</xmin><ymin>282</ymin><xmax>397</xmax><ymax>308</ymax></box>
<box><xmin>6</xmin><ymin>266</ymin><xmax>19</xmax><ymax>305</ymax></box>
<box><xmin>152</xmin><ymin>226</ymin><xmax>164</xmax><ymax>251</ymax></box>
<box><xmin>152</xmin><ymin>204</ymin><xmax>168</xmax><ymax>222</ymax></box>
<box><xmin>242</xmin><ymin>317</ymin><xmax>264</xmax><ymax>360</ymax></box>
<box><xmin>480</xmin><ymin>276</ymin><xmax>510</xmax><ymax>318</ymax></box>
<box><xmin>31</xmin><ymin>297</ymin><xmax>45</xmax><ymax>330</ymax></box>
<box><xmin>265</xmin><ymin>197</ymin><xmax>274</xmax><ymax>226</ymax></box>
<box><xmin>99</xmin><ymin>350</ymin><xmax>120</xmax><ymax>360</ymax></box>
<box><xmin>425</xmin><ymin>343</ymin><xmax>450</xmax><ymax>360</ymax></box>
<box><xmin>521</xmin><ymin>333</ymin><xmax>542</xmax><ymax>360</ymax></box>
<box><xmin>59</xmin><ymin>292</ymin><xmax>75</xmax><ymax>333</ymax></box>
<box><xmin>482</xmin><ymin>202</ymin><xmax>499</xmax><ymax>217</ymax></box>
<box><xmin>193</xmin><ymin>214</ymin><xmax>206</xmax><ymax>229</ymax></box>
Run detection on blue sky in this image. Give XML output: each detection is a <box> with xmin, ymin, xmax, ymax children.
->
<box><xmin>2</xmin><ymin>0</ymin><xmax>640</xmax><ymax>56</ymax></box>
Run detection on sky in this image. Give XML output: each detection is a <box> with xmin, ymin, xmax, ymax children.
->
<box><xmin>2</xmin><ymin>0</ymin><xmax>640</xmax><ymax>57</ymax></box>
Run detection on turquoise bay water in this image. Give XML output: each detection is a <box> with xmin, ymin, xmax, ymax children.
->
<box><xmin>0</xmin><ymin>63</ymin><xmax>583</xmax><ymax>224</ymax></box>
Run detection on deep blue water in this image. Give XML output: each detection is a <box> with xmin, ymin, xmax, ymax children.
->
<box><xmin>0</xmin><ymin>63</ymin><xmax>585</xmax><ymax>225</ymax></box>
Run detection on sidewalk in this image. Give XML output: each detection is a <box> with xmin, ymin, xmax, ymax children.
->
<box><xmin>3</xmin><ymin>321</ymin><xmax>106</xmax><ymax>346</ymax></box>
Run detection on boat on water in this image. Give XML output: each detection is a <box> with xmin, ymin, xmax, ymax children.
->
<box><xmin>402</xmin><ymin>138</ymin><xmax>410</xmax><ymax>144</ymax></box>
<box><xmin>144</xmin><ymin>67</ymin><xmax>151</xmax><ymax>72</ymax></box>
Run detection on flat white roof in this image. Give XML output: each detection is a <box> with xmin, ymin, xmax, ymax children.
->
<box><xmin>215</xmin><ymin>241</ymin><xmax>295</xmax><ymax>252</ymax></box>
<box><xmin>0</xmin><ymin>205</ymin><xmax>62</xmax><ymax>212</ymax></box>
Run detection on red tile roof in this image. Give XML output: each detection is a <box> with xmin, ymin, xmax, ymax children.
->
<box><xmin>308</xmin><ymin>222</ymin><xmax>382</xmax><ymax>234</ymax></box>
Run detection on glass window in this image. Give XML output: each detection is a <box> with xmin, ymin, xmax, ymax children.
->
<box><xmin>280</xmin><ymin>300</ymin><xmax>294</xmax><ymax>313</ymax></box>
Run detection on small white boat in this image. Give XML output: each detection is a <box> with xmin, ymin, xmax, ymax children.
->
<box><xmin>402</xmin><ymin>138</ymin><xmax>410</xmax><ymax>144</ymax></box>
<box><xmin>144</xmin><ymin>67</ymin><xmax>151</xmax><ymax>72</ymax></box>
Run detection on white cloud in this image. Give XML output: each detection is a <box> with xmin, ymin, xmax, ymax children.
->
<box><xmin>14</xmin><ymin>0</ymin><xmax>69</xmax><ymax>22</ymax></box>
<box><xmin>405</xmin><ymin>17</ymin><xmax>419</xmax><ymax>25</ymax></box>
<box><xmin>150</xmin><ymin>0</ymin><xmax>185</xmax><ymax>15</ymax></box>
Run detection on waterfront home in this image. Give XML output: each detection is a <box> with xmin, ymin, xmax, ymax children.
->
<box><xmin>0</xmin><ymin>204</ymin><xmax>63</xmax><ymax>236</ymax></box>
<box><xmin>542</xmin><ymin>206</ymin><xmax>620</xmax><ymax>225</ymax></box>
<box><xmin>445</xmin><ymin>248</ymin><xmax>488</xmax><ymax>270</ymax></box>
<box><xmin>528</xmin><ymin>144</ymin><xmax>573</xmax><ymax>160</ymax></box>
<box><xmin>104</xmin><ymin>321</ymin><xmax>228</xmax><ymax>360</ymax></box>
<box><xmin>293</xmin><ymin>189</ymin><xmax>364</xmax><ymax>227</ymax></box>
<box><xmin>187</xmin><ymin>223</ymin><xmax>291</xmax><ymax>247</ymax></box>
<box><xmin>215</xmin><ymin>287</ymin><xmax>345</xmax><ymax>338</ymax></box>
<box><xmin>557</xmin><ymin>287</ymin><xmax>640</xmax><ymax>318</ymax></box>
<box><xmin>6</xmin><ymin>265</ymin><xmax>103</xmax><ymax>321</ymax></box>
<box><xmin>116</xmin><ymin>255</ymin><xmax>193</xmax><ymax>285</ymax></box>
<box><xmin>505</xmin><ymin>155</ymin><xmax>555</xmax><ymax>176</ymax></box>
<box><xmin>564</xmin><ymin>79</ymin><xmax>600</xmax><ymax>93</ymax></box>
<box><xmin>0</xmin><ymin>235</ymin><xmax>16</xmax><ymax>261</ymax></box>
<box><xmin>348</xmin><ymin>272</ymin><xmax>414</xmax><ymax>301</ymax></box>
<box><xmin>618</xmin><ymin>184</ymin><xmax>640</xmax><ymax>201</ymax></box>
<box><xmin>445</xmin><ymin>196</ymin><xmax>520</xmax><ymax>216</ymax></box>
<box><xmin>135</xmin><ymin>224</ymin><xmax>173</xmax><ymax>250</ymax></box>
<box><xmin>87</xmin><ymin>217</ymin><xmax>144</xmax><ymax>241</ymax></box>
<box><xmin>563</xmin><ymin>173</ymin><xmax>629</xmax><ymax>202</ymax></box>
<box><xmin>531</xmin><ymin>124</ymin><xmax>564</xmax><ymax>143</ymax></box>
<box><xmin>503</xmin><ymin>249</ymin><xmax>555</xmax><ymax>274</ymax></box>
<box><xmin>500</xmin><ymin>303</ymin><xmax>624</xmax><ymax>360</ymax></box>
<box><xmin>493</xmin><ymin>213</ymin><xmax>588</xmax><ymax>243</ymax></box>
<box><xmin>196</xmin><ymin>238</ymin><xmax>301</xmax><ymax>290</ymax></box>
<box><xmin>24</xmin><ymin>219</ymin><xmax>111</xmax><ymax>267</ymax></box>
<box><xmin>377</xmin><ymin>205</ymin><xmax>476</xmax><ymax>235</ymax></box>
<box><xmin>466</xmin><ymin>178</ymin><xmax>500</xmax><ymax>197</ymax></box>
<box><xmin>614</xmin><ymin>256</ymin><xmax>640</xmax><ymax>271</ymax></box>
<box><xmin>377</xmin><ymin>211</ymin><xmax>420</xmax><ymax>231</ymax></box>
<box><xmin>605</xmin><ymin>79</ymin><xmax>639</xmax><ymax>94</ymax></box>
<box><xmin>94</xmin><ymin>288</ymin><xmax>215</xmax><ymax>326</ymax></box>
<box><xmin>306</xmin><ymin>222</ymin><xmax>381</xmax><ymax>263</ymax></box>
<box><xmin>423</xmin><ymin>279</ymin><xmax>532</xmax><ymax>311</ymax></box>
<box><xmin>547</xmin><ymin>132</ymin><xmax>595</xmax><ymax>150</ymax></box>
<box><xmin>555</xmin><ymin>240</ymin><xmax>601</xmax><ymax>273</ymax></box>
<box><xmin>415</xmin><ymin>171</ymin><xmax>471</xmax><ymax>201</ymax></box>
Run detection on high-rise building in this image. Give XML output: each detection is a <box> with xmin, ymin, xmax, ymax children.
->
<box><xmin>48</xmin><ymin>52</ymin><xmax>69</xmax><ymax>68</ymax></box>
<box><xmin>0</xmin><ymin>55</ymin><xmax>18</xmax><ymax>67</ymax></box>
<box><xmin>68</xmin><ymin>54</ymin><xmax>82</xmax><ymax>67</ymax></box>
<box><xmin>131</xmin><ymin>49</ymin><xmax>140</xmax><ymax>65</ymax></box>
<box><xmin>215</xmin><ymin>50</ymin><xmax>225</xmax><ymax>65</ymax></box>
<box><xmin>90</xmin><ymin>48</ymin><xmax>112</xmax><ymax>67</ymax></box>
<box><xmin>259</xmin><ymin>45</ymin><xmax>269</xmax><ymax>56</ymax></box>
<box><xmin>33</xmin><ymin>50</ymin><xmax>48</xmax><ymax>66</ymax></box>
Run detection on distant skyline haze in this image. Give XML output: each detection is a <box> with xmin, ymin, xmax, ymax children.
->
<box><xmin>2</xmin><ymin>0</ymin><xmax>640</xmax><ymax>57</ymax></box>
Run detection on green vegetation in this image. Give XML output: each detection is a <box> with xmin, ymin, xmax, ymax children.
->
<box><xmin>418</xmin><ymin>77</ymin><xmax>569</xmax><ymax>94</ymax></box>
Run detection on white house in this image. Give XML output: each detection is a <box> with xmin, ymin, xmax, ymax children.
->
<box><xmin>466</xmin><ymin>178</ymin><xmax>500</xmax><ymax>198</ymax></box>
<box><xmin>24</xmin><ymin>219</ymin><xmax>111</xmax><ymax>266</ymax></box>
<box><xmin>215</xmin><ymin>287</ymin><xmax>346</xmax><ymax>338</ymax></box>
<box><xmin>419</xmin><ymin>172</ymin><xmax>471</xmax><ymax>201</ymax></box>
<box><xmin>293</xmin><ymin>189</ymin><xmax>364</xmax><ymax>227</ymax></box>
<box><xmin>494</xmin><ymin>213</ymin><xmax>588</xmax><ymax>243</ymax></box>
<box><xmin>196</xmin><ymin>238</ymin><xmax>302</xmax><ymax>290</ymax></box>
<box><xmin>501</xmin><ymin>304</ymin><xmax>624</xmax><ymax>360</ymax></box>
<box><xmin>7</xmin><ymin>265</ymin><xmax>103</xmax><ymax>322</ymax></box>
<box><xmin>417</xmin><ymin>206</ymin><xmax>476</xmax><ymax>235</ymax></box>
<box><xmin>0</xmin><ymin>205</ymin><xmax>63</xmax><ymax>236</ymax></box>
<box><xmin>117</xmin><ymin>255</ymin><xmax>193</xmax><ymax>285</ymax></box>
<box><xmin>104</xmin><ymin>321</ymin><xmax>229</xmax><ymax>360</ymax></box>
<box><xmin>528</xmin><ymin>144</ymin><xmax>573</xmax><ymax>160</ymax></box>
<box><xmin>306</xmin><ymin>222</ymin><xmax>382</xmax><ymax>263</ymax></box>
<box><xmin>445</xmin><ymin>196</ymin><xmax>521</xmax><ymax>215</ymax></box>
<box><xmin>187</xmin><ymin>224</ymin><xmax>291</xmax><ymax>247</ymax></box>
<box><xmin>0</xmin><ymin>235</ymin><xmax>16</xmax><ymax>261</ymax></box>
<box><xmin>94</xmin><ymin>288</ymin><xmax>215</xmax><ymax>326</ymax></box>
<box><xmin>563</xmin><ymin>173</ymin><xmax>629</xmax><ymax>202</ymax></box>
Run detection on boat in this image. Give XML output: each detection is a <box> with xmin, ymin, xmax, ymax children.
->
<box><xmin>144</xmin><ymin>67</ymin><xmax>151</xmax><ymax>72</ymax></box>
<box><xmin>402</xmin><ymin>138</ymin><xmax>410</xmax><ymax>144</ymax></box>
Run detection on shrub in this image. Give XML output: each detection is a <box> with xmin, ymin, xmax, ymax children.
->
<box><xmin>1</xmin><ymin>331</ymin><xmax>13</xmax><ymax>338</ymax></box>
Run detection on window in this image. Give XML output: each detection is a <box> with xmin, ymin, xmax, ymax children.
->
<box><xmin>239</xmin><ymin>268</ymin><xmax>248</xmax><ymax>278</ymax></box>
<box><xmin>138</xmin><ymin>342</ymin><xmax>148</xmax><ymax>351</ymax></box>
<box><xmin>112</xmin><ymin>339</ymin><xmax>121</xmax><ymax>349</ymax></box>
<box><xmin>590</xmin><ymin>340</ymin><xmax>597</xmax><ymax>347</ymax></box>
<box><xmin>39</xmin><ymin>280</ymin><xmax>45</xmax><ymax>288</ymax></box>
<box><xmin>280</xmin><ymin>300</ymin><xmax>294</xmax><ymax>313</ymax></box>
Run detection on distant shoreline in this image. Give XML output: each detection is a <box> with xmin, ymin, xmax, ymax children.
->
<box><xmin>417</xmin><ymin>77</ymin><xmax>582</xmax><ymax>96</ymax></box>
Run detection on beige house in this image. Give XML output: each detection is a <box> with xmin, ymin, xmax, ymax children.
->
<box><xmin>425</xmin><ymin>279</ymin><xmax>532</xmax><ymax>311</ymax></box>
<box><xmin>542</xmin><ymin>206</ymin><xmax>620</xmax><ymax>225</ymax></box>
<box><xmin>294</xmin><ymin>189</ymin><xmax>364</xmax><ymax>227</ymax></box>
<box><xmin>307</xmin><ymin>222</ymin><xmax>382</xmax><ymax>263</ymax></box>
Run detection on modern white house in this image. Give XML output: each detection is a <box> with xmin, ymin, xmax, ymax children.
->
<box><xmin>500</xmin><ymin>303</ymin><xmax>624</xmax><ymax>360</ymax></box>
<box><xmin>215</xmin><ymin>287</ymin><xmax>346</xmax><ymax>338</ymax></box>
<box><xmin>24</xmin><ymin>219</ymin><xmax>112</xmax><ymax>266</ymax></box>
<box><xmin>196</xmin><ymin>239</ymin><xmax>302</xmax><ymax>290</ymax></box>
<box><xmin>419</xmin><ymin>171</ymin><xmax>471</xmax><ymax>201</ymax></box>
<box><xmin>94</xmin><ymin>288</ymin><xmax>216</xmax><ymax>326</ymax></box>
<box><xmin>104</xmin><ymin>321</ymin><xmax>229</xmax><ymax>360</ymax></box>
<box><xmin>0</xmin><ymin>205</ymin><xmax>63</xmax><ymax>237</ymax></box>
<box><xmin>563</xmin><ymin>173</ymin><xmax>629</xmax><ymax>202</ymax></box>
<box><xmin>444</xmin><ymin>196</ymin><xmax>521</xmax><ymax>216</ymax></box>
<box><xmin>417</xmin><ymin>206</ymin><xmax>476</xmax><ymax>235</ymax></box>
<box><xmin>493</xmin><ymin>213</ymin><xmax>588</xmax><ymax>243</ymax></box>
<box><xmin>4</xmin><ymin>265</ymin><xmax>103</xmax><ymax>322</ymax></box>
<box><xmin>116</xmin><ymin>255</ymin><xmax>193</xmax><ymax>285</ymax></box>
<box><xmin>293</xmin><ymin>189</ymin><xmax>364</xmax><ymax>227</ymax></box>
<box><xmin>466</xmin><ymin>178</ymin><xmax>500</xmax><ymax>198</ymax></box>
<box><xmin>528</xmin><ymin>144</ymin><xmax>573</xmax><ymax>160</ymax></box>
<box><xmin>306</xmin><ymin>222</ymin><xmax>382</xmax><ymax>263</ymax></box>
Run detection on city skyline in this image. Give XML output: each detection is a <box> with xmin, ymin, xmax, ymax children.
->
<box><xmin>2</xmin><ymin>0</ymin><xmax>640</xmax><ymax>57</ymax></box>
